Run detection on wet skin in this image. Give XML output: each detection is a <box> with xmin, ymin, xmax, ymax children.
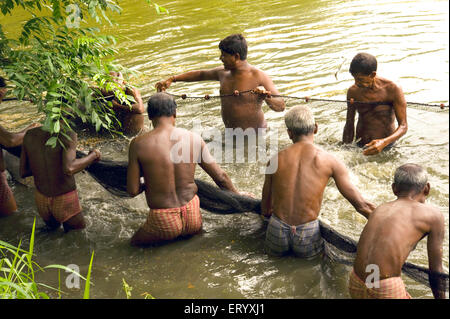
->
<box><xmin>261</xmin><ymin>128</ymin><xmax>375</xmax><ymax>226</ymax></box>
<box><xmin>343</xmin><ymin>73</ymin><xmax>408</xmax><ymax>155</ymax></box>
<box><xmin>155</xmin><ymin>51</ymin><xmax>285</xmax><ymax>130</ymax></box>
<box><xmin>353</xmin><ymin>184</ymin><xmax>445</xmax><ymax>299</ymax></box>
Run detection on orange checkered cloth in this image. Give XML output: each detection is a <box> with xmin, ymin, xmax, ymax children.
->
<box><xmin>142</xmin><ymin>195</ymin><xmax>202</xmax><ymax>241</ymax></box>
<box><xmin>0</xmin><ymin>171</ymin><xmax>14</xmax><ymax>211</ymax></box>
<box><xmin>349</xmin><ymin>268</ymin><xmax>412</xmax><ymax>299</ymax></box>
<box><xmin>34</xmin><ymin>188</ymin><xmax>82</xmax><ymax>223</ymax></box>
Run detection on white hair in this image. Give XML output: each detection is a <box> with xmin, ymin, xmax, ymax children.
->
<box><xmin>394</xmin><ymin>163</ymin><xmax>428</xmax><ymax>193</ymax></box>
<box><xmin>284</xmin><ymin>105</ymin><xmax>315</xmax><ymax>136</ymax></box>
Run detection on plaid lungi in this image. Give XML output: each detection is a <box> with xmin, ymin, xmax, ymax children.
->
<box><xmin>265</xmin><ymin>214</ymin><xmax>324</xmax><ymax>258</ymax></box>
<box><xmin>0</xmin><ymin>170</ymin><xmax>14</xmax><ymax>213</ymax></box>
<box><xmin>34</xmin><ymin>188</ymin><xmax>82</xmax><ymax>223</ymax></box>
<box><xmin>142</xmin><ymin>195</ymin><xmax>202</xmax><ymax>241</ymax></box>
<box><xmin>349</xmin><ymin>268</ymin><xmax>412</xmax><ymax>299</ymax></box>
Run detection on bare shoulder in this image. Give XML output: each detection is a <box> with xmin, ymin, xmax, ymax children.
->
<box><xmin>347</xmin><ymin>83</ymin><xmax>359</xmax><ymax>97</ymax></box>
<box><xmin>415</xmin><ymin>202</ymin><xmax>443</xmax><ymax>223</ymax></box>
<box><xmin>378</xmin><ymin>76</ymin><xmax>402</xmax><ymax>93</ymax></box>
<box><xmin>251</xmin><ymin>65</ymin><xmax>270</xmax><ymax>79</ymax></box>
<box><xmin>312</xmin><ymin>144</ymin><xmax>335</xmax><ymax>163</ymax></box>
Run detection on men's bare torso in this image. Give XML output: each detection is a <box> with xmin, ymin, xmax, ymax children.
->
<box><xmin>218</xmin><ymin>66</ymin><xmax>266</xmax><ymax>129</ymax></box>
<box><xmin>354</xmin><ymin>200</ymin><xmax>434</xmax><ymax>280</ymax></box>
<box><xmin>133</xmin><ymin>126</ymin><xmax>199</xmax><ymax>209</ymax></box>
<box><xmin>270</xmin><ymin>142</ymin><xmax>333</xmax><ymax>225</ymax></box>
<box><xmin>349</xmin><ymin>77</ymin><xmax>397</xmax><ymax>145</ymax></box>
<box><xmin>23</xmin><ymin>128</ymin><xmax>76</xmax><ymax>196</ymax></box>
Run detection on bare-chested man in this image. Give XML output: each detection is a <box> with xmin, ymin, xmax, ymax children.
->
<box><xmin>100</xmin><ymin>71</ymin><xmax>145</xmax><ymax>136</ymax></box>
<box><xmin>1</xmin><ymin>78</ymin><xmax>38</xmax><ymax>216</ymax></box>
<box><xmin>343</xmin><ymin>53</ymin><xmax>408</xmax><ymax>155</ymax></box>
<box><xmin>261</xmin><ymin>105</ymin><xmax>375</xmax><ymax>258</ymax></box>
<box><xmin>127</xmin><ymin>92</ymin><xmax>239</xmax><ymax>246</ymax></box>
<box><xmin>20</xmin><ymin>127</ymin><xmax>101</xmax><ymax>232</ymax></box>
<box><xmin>349</xmin><ymin>164</ymin><xmax>446</xmax><ymax>299</ymax></box>
<box><xmin>155</xmin><ymin>34</ymin><xmax>285</xmax><ymax>130</ymax></box>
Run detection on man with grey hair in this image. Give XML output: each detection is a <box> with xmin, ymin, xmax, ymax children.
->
<box><xmin>261</xmin><ymin>105</ymin><xmax>375</xmax><ymax>258</ymax></box>
<box><xmin>349</xmin><ymin>163</ymin><xmax>446</xmax><ymax>299</ymax></box>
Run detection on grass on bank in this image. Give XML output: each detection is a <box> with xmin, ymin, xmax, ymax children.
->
<box><xmin>0</xmin><ymin>218</ymin><xmax>94</xmax><ymax>299</ymax></box>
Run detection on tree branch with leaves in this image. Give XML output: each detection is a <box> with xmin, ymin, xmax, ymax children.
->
<box><xmin>0</xmin><ymin>0</ymin><xmax>167</xmax><ymax>147</ymax></box>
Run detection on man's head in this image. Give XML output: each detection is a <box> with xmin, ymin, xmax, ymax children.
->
<box><xmin>219</xmin><ymin>34</ymin><xmax>248</xmax><ymax>69</ymax></box>
<box><xmin>109</xmin><ymin>71</ymin><xmax>125</xmax><ymax>88</ymax></box>
<box><xmin>147</xmin><ymin>92</ymin><xmax>177</xmax><ymax>121</ymax></box>
<box><xmin>349</xmin><ymin>53</ymin><xmax>377</xmax><ymax>88</ymax></box>
<box><xmin>284</xmin><ymin>105</ymin><xmax>317</xmax><ymax>140</ymax></box>
<box><xmin>392</xmin><ymin>163</ymin><xmax>430</xmax><ymax>200</ymax></box>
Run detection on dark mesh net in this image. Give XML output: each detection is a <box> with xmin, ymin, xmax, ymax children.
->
<box><xmin>2</xmin><ymin>91</ymin><xmax>448</xmax><ymax>293</ymax></box>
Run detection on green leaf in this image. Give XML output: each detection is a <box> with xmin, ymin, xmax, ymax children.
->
<box><xmin>45</xmin><ymin>136</ymin><xmax>57</xmax><ymax>147</ymax></box>
<box><xmin>53</xmin><ymin>121</ymin><xmax>60</xmax><ymax>133</ymax></box>
<box><xmin>83</xmin><ymin>252</ymin><xmax>95</xmax><ymax>299</ymax></box>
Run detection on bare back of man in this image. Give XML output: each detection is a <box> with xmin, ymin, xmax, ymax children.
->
<box><xmin>354</xmin><ymin>200</ymin><xmax>443</xmax><ymax>281</ymax></box>
<box><xmin>128</xmin><ymin>126</ymin><xmax>201</xmax><ymax>209</ymax></box>
<box><xmin>350</xmin><ymin>164</ymin><xmax>445</xmax><ymax>299</ymax></box>
<box><xmin>262</xmin><ymin>106</ymin><xmax>374</xmax><ymax>258</ymax></box>
<box><xmin>20</xmin><ymin>127</ymin><xmax>100</xmax><ymax>231</ymax></box>
<box><xmin>127</xmin><ymin>92</ymin><xmax>238</xmax><ymax>246</ymax></box>
<box><xmin>265</xmin><ymin>142</ymin><xmax>373</xmax><ymax>224</ymax></box>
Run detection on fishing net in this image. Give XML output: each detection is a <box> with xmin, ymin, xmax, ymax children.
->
<box><xmin>2</xmin><ymin>144</ymin><xmax>448</xmax><ymax>292</ymax></box>
<box><xmin>1</xmin><ymin>91</ymin><xmax>448</xmax><ymax>293</ymax></box>
<box><xmin>150</xmin><ymin>90</ymin><xmax>449</xmax><ymax>113</ymax></box>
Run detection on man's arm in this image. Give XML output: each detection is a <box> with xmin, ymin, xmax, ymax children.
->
<box><xmin>255</xmin><ymin>71</ymin><xmax>285</xmax><ymax>112</ymax></box>
<box><xmin>155</xmin><ymin>67</ymin><xmax>223</xmax><ymax>92</ymax></box>
<box><xmin>331</xmin><ymin>156</ymin><xmax>375</xmax><ymax>218</ymax></box>
<box><xmin>363</xmin><ymin>84</ymin><xmax>408</xmax><ymax>155</ymax></box>
<box><xmin>198</xmin><ymin>139</ymin><xmax>238</xmax><ymax>193</ymax></box>
<box><xmin>343</xmin><ymin>90</ymin><xmax>357</xmax><ymax>144</ymax></box>
<box><xmin>427</xmin><ymin>210</ymin><xmax>446</xmax><ymax>299</ymax></box>
<box><xmin>126</xmin><ymin>138</ymin><xmax>145</xmax><ymax>197</ymax></box>
<box><xmin>19</xmin><ymin>134</ymin><xmax>32</xmax><ymax>178</ymax></box>
<box><xmin>111</xmin><ymin>87</ymin><xmax>145</xmax><ymax>114</ymax></box>
<box><xmin>62</xmin><ymin>132</ymin><xmax>101</xmax><ymax>176</ymax></box>
<box><xmin>261</xmin><ymin>172</ymin><xmax>273</xmax><ymax>217</ymax></box>
<box><xmin>0</xmin><ymin>123</ymin><xmax>39</xmax><ymax>148</ymax></box>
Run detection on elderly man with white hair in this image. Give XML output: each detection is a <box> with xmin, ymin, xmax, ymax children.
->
<box><xmin>349</xmin><ymin>163</ymin><xmax>446</xmax><ymax>299</ymax></box>
<box><xmin>261</xmin><ymin>105</ymin><xmax>375</xmax><ymax>258</ymax></box>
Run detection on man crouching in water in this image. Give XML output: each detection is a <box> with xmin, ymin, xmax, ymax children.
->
<box><xmin>261</xmin><ymin>105</ymin><xmax>375</xmax><ymax>258</ymax></box>
<box><xmin>350</xmin><ymin>164</ymin><xmax>446</xmax><ymax>299</ymax></box>
<box><xmin>127</xmin><ymin>92</ymin><xmax>239</xmax><ymax>246</ymax></box>
<box><xmin>20</xmin><ymin>127</ymin><xmax>101</xmax><ymax>232</ymax></box>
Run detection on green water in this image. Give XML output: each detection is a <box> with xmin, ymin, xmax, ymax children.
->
<box><xmin>0</xmin><ymin>0</ymin><xmax>448</xmax><ymax>299</ymax></box>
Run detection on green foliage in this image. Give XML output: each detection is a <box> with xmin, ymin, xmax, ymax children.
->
<box><xmin>0</xmin><ymin>218</ymin><xmax>93</xmax><ymax>299</ymax></box>
<box><xmin>0</xmin><ymin>0</ymin><xmax>166</xmax><ymax>145</ymax></box>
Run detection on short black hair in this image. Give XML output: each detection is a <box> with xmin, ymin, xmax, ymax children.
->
<box><xmin>349</xmin><ymin>53</ymin><xmax>377</xmax><ymax>76</ymax></box>
<box><xmin>0</xmin><ymin>76</ymin><xmax>6</xmax><ymax>88</ymax></box>
<box><xmin>147</xmin><ymin>92</ymin><xmax>177</xmax><ymax>119</ymax></box>
<box><xmin>219</xmin><ymin>34</ymin><xmax>248</xmax><ymax>60</ymax></box>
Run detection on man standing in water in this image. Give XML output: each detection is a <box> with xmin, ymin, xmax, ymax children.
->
<box><xmin>349</xmin><ymin>164</ymin><xmax>446</xmax><ymax>299</ymax></box>
<box><xmin>261</xmin><ymin>105</ymin><xmax>375</xmax><ymax>258</ymax></box>
<box><xmin>100</xmin><ymin>71</ymin><xmax>145</xmax><ymax>136</ymax></box>
<box><xmin>20</xmin><ymin>127</ymin><xmax>101</xmax><ymax>232</ymax></box>
<box><xmin>1</xmin><ymin>77</ymin><xmax>38</xmax><ymax>216</ymax></box>
<box><xmin>155</xmin><ymin>34</ymin><xmax>285</xmax><ymax>130</ymax></box>
<box><xmin>127</xmin><ymin>92</ymin><xmax>239</xmax><ymax>246</ymax></box>
<box><xmin>342</xmin><ymin>53</ymin><xmax>408</xmax><ymax>155</ymax></box>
